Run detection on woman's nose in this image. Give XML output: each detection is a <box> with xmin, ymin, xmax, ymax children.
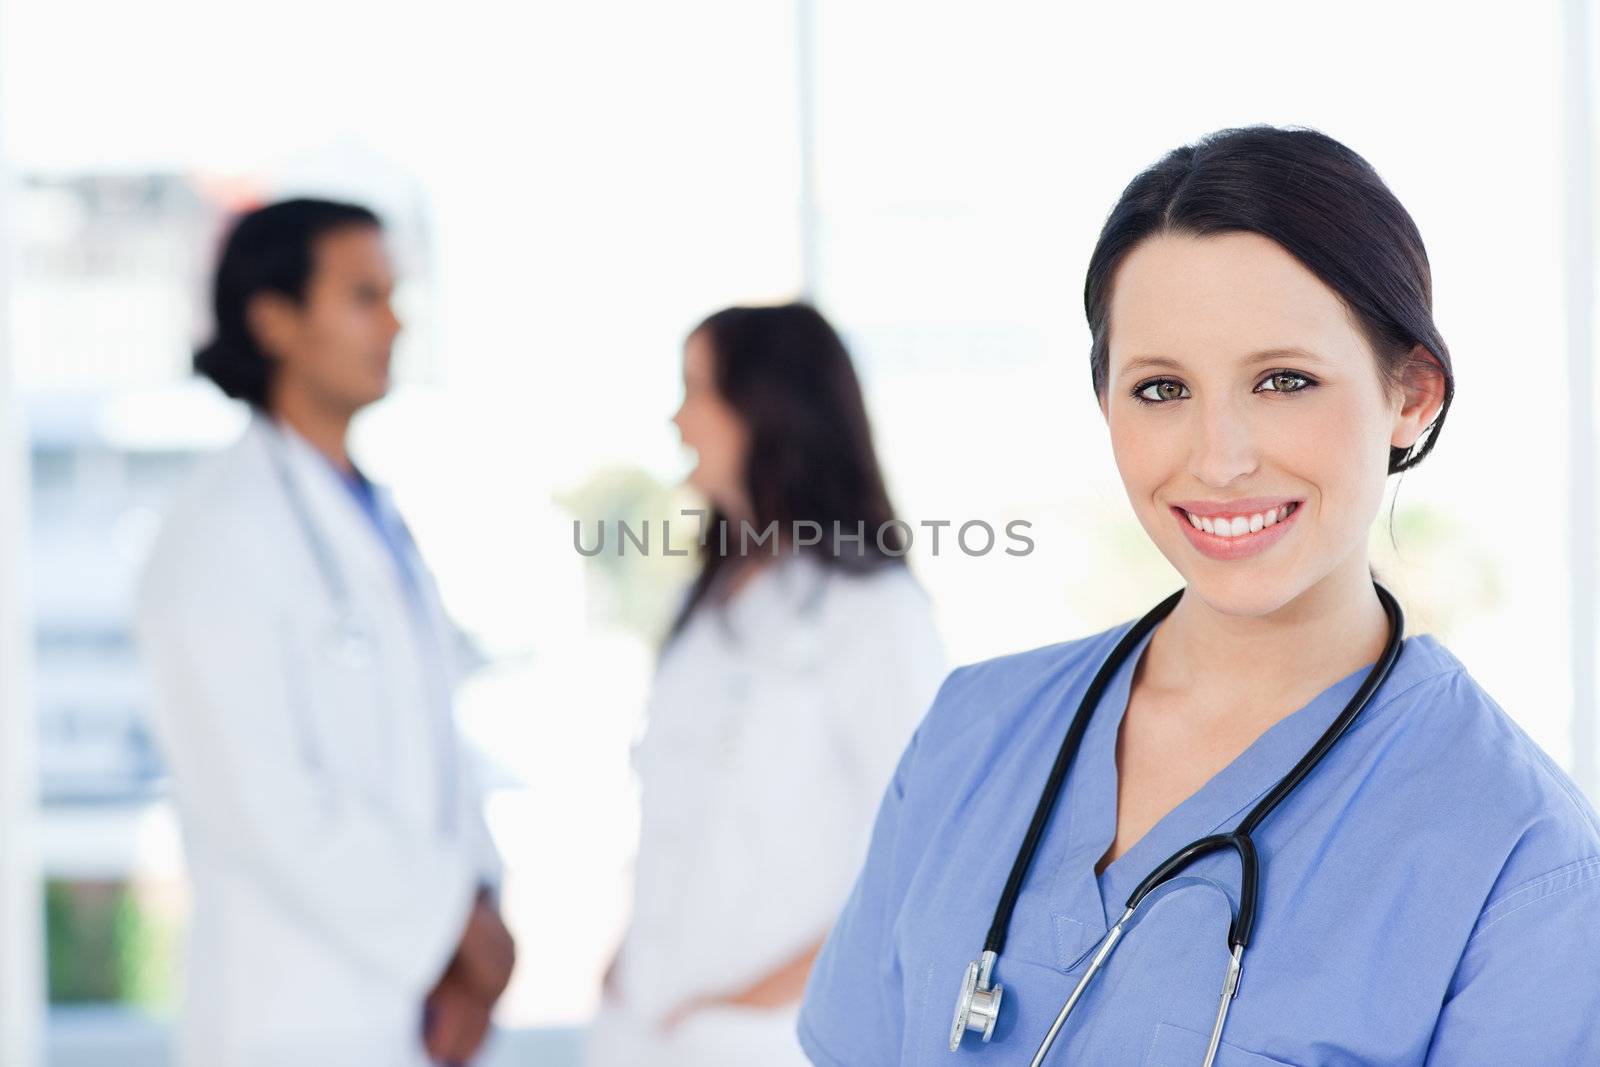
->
<box><xmin>1189</xmin><ymin>400</ymin><xmax>1259</xmax><ymax>487</ymax></box>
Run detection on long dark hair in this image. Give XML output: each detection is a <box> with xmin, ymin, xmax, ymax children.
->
<box><xmin>195</xmin><ymin>197</ymin><xmax>382</xmax><ymax>410</ymax></box>
<box><xmin>1084</xmin><ymin>125</ymin><xmax>1454</xmax><ymax>474</ymax></box>
<box><xmin>666</xmin><ymin>303</ymin><xmax>904</xmax><ymax>642</ymax></box>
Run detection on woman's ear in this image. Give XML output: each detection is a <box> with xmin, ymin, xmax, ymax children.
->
<box><xmin>1390</xmin><ymin>345</ymin><xmax>1448</xmax><ymax>450</ymax></box>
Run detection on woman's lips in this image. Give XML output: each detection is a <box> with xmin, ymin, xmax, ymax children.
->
<box><xmin>1172</xmin><ymin>501</ymin><xmax>1301</xmax><ymax>561</ymax></box>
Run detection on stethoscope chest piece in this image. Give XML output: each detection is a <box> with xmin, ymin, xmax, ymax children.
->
<box><xmin>330</xmin><ymin>612</ymin><xmax>375</xmax><ymax>669</ymax></box>
<box><xmin>950</xmin><ymin>950</ymin><xmax>1003</xmax><ymax>1050</ymax></box>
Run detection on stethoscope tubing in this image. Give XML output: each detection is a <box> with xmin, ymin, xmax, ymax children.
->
<box><xmin>258</xmin><ymin>419</ymin><xmax>464</xmax><ymax>836</ymax></box>
<box><xmin>982</xmin><ymin>588</ymin><xmax>1184</xmax><ymax>956</ymax></box>
<box><xmin>975</xmin><ymin>581</ymin><xmax>1406</xmax><ymax>1065</ymax></box>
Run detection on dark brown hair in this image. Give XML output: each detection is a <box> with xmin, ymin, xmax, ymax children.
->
<box><xmin>195</xmin><ymin>198</ymin><xmax>381</xmax><ymax>410</ymax></box>
<box><xmin>666</xmin><ymin>303</ymin><xmax>904</xmax><ymax>642</ymax></box>
<box><xmin>1084</xmin><ymin>125</ymin><xmax>1453</xmax><ymax>474</ymax></box>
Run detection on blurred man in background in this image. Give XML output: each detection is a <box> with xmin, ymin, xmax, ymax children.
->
<box><xmin>136</xmin><ymin>198</ymin><xmax>512</xmax><ymax>1066</ymax></box>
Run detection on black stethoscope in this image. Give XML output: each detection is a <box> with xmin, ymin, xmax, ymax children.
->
<box><xmin>949</xmin><ymin>581</ymin><xmax>1405</xmax><ymax>1066</ymax></box>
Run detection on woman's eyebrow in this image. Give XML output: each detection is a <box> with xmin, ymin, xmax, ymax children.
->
<box><xmin>1120</xmin><ymin>346</ymin><xmax>1329</xmax><ymax>376</ymax></box>
<box><xmin>1242</xmin><ymin>346</ymin><xmax>1328</xmax><ymax>366</ymax></box>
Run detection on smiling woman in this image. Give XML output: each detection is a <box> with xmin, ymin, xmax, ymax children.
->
<box><xmin>797</xmin><ymin>126</ymin><xmax>1600</xmax><ymax>1067</ymax></box>
<box><xmin>1099</xmin><ymin>227</ymin><xmax>1444</xmax><ymax>611</ymax></box>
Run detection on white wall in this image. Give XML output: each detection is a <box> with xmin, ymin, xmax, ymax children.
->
<box><xmin>0</xmin><ymin>0</ymin><xmax>43</xmax><ymax>1048</ymax></box>
<box><xmin>1561</xmin><ymin>0</ymin><xmax>1598</xmax><ymax>799</ymax></box>
<box><xmin>0</xmin><ymin>54</ymin><xmax>44</xmax><ymax>1065</ymax></box>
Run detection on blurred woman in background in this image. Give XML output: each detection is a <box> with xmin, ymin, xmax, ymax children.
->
<box><xmin>585</xmin><ymin>303</ymin><xmax>950</xmax><ymax>1066</ymax></box>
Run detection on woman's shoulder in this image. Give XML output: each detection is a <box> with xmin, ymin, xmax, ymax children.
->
<box><xmin>763</xmin><ymin>555</ymin><xmax>942</xmax><ymax>647</ymax></box>
<box><xmin>1355</xmin><ymin>634</ymin><xmax>1600</xmax><ymax>930</ymax></box>
<box><xmin>813</xmin><ymin>558</ymin><xmax>949</xmax><ymax>671</ymax></box>
<box><xmin>1386</xmin><ymin>637</ymin><xmax>1585</xmax><ymax>798</ymax></box>
<box><xmin>818</xmin><ymin>556</ymin><xmax>936</xmax><ymax>614</ymax></box>
<box><xmin>910</xmin><ymin>621</ymin><xmax>1133</xmax><ymax>753</ymax></box>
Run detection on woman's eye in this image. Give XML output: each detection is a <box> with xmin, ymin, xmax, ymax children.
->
<box><xmin>1134</xmin><ymin>379</ymin><xmax>1189</xmax><ymax>403</ymax></box>
<box><xmin>1257</xmin><ymin>371</ymin><xmax>1313</xmax><ymax>394</ymax></box>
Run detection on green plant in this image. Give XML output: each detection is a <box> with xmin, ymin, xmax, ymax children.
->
<box><xmin>44</xmin><ymin>879</ymin><xmax>179</xmax><ymax>1009</ymax></box>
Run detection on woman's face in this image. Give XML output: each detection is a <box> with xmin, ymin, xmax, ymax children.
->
<box><xmin>672</xmin><ymin>329</ymin><xmax>752</xmax><ymax>519</ymax></box>
<box><xmin>1101</xmin><ymin>231</ymin><xmax>1439</xmax><ymax>618</ymax></box>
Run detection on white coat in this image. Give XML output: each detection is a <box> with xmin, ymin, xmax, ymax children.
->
<box><xmin>135</xmin><ymin>416</ymin><xmax>501</xmax><ymax>1067</ymax></box>
<box><xmin>585</xmin><ymin>551</ymin><xmax>949</xmax><ymax>1067</ymax></box>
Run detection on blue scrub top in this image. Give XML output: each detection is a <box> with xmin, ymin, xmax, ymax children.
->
<box><xmin>331</xmin><ymin>463</ymin><xmax>423</xmax><ymax>606</ymax></box>
<box><xmin>798</xmin><ymin>618</ymin><xmax>1600</xmax><ymax>1065</ymax></box>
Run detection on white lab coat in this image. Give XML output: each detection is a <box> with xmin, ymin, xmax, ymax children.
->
<box><xmin>586</xmin><ymin>552</ymin><xmax>949</xmax><ymax>1067</ymax></box>
<box><xmin>135</xmin><ymin>416</ymin><xmax>501</xmax><ymax>1067</ymax></box>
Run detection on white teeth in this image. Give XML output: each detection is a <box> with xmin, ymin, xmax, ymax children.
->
<box><xmin>1186</xmin><ymin>502</ymin><xmax>1297</xmax><ymax>537</ymax></box>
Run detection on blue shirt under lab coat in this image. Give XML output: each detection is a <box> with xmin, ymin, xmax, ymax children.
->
<box><xmin>331</xmin><ymin>462</ymin><xmax>422</xmax><ymax>606</ymax></box>
<box><xmin>798</xmin><ymin>619</ymin><xmax>1600</xmax><ymax>1065</ymax></box>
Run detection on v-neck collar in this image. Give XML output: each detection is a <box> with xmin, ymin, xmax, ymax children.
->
<box><xmin>1047</xmin><ymin>621</ymin><xmax>1416</xmax><ymax>941</ymax></box>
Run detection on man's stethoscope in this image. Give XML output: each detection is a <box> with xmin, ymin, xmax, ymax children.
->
<box><xmin>261</xmin><ymin>420</ymin><xmax>375</xmax><ymax>668</ymax></box>
<box><xmin>259</xmin><ymin>418</ymin><xmax>463</xmax><ymax>834</ymax></box>
<box><xmin>949</xmin><ymin>581</ymin><xmax>1405</xmax><ymax>1066</ymax></box>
